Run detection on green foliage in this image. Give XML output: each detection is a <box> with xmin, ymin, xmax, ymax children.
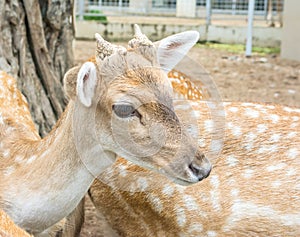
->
<box><xmin>83</xmin><ymin>10</ymin><xmax>107</xmax><ymax>23</ymax></box>
<box><xmin>197</xmin><ymin>42</ymin><xmax>280</xmax><ymax>55</ymax></box>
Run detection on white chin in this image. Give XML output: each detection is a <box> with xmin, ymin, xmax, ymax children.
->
<box><xmin>169</xmin><ymin>177</ymin><xmax>196</xmax><ymax>186</ymax></box>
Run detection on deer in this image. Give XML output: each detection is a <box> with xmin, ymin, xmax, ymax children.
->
<box><xmin>167</xmin><ymin>69</ymin><xmax>209</xmax><ymax>101</ymax></box>
<box><xmin>0</xmin><ymin>25</ymin><xmax>212</xmax><ymax>235</ymax></box>
<box><xmin>84</xmin><ymin>48</ymin><xmax>300</xmax><ymax>236</ymax></box>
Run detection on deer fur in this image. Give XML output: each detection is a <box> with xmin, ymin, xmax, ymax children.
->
<box><xmin>0</xmin><ymin>210</ymin><xmax>32</xmax><ymax>237</ymax></box>
<box><xmin>89</xmin><ymin>99</ymin><xmax>300</xmax><ymax>236</ymax></box>
<box><xmin>0</xmin><ymin>26</ymin><xmax>211</xmax><ymax>235</ymax></box>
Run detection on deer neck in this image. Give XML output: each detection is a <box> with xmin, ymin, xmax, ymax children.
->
<box><xmin>2</xmin><ymin>101</ymin><xmax>115</xmax><ymax>234</ymax></box>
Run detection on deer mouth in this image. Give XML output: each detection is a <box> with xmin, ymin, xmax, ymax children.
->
<box><xmin>170</xmin><ymin>177</ymin><xmax>197</xmax><ymax>186</ymax></box>
<box><xmin>159</xmin><ymin>163</ymin><xmax>212</xmax><ymax>186</ymax></box>
<box><xmin>161</xmin><ymin>172</ymin><xmax>203</xmax><ymax>186</ymax></box>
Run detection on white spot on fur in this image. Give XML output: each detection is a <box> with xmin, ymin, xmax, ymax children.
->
<box><xmin>231</xmin><ymin>188</ymin><xmax>239</xmax><ymax>197</ymax></box>
<box><xmin>287</xmin><ymin>132</ymin><xmax>297</xmax><ymax>138</ymax></box>
<box><xmin>257</xmin><ymin>124</ymin><xmax>267</xmax><ymax>133</ymax></box>
<box><xmin>227</xmin><ymin>122</ymin><xmax>233</xmax><ymax>129</ymax></box>
<box><xmin>234</xmin><ymin>126</ymin><xmax>242</xmax><ymax>137</ymax></box>
<box><xmin>266</xmin><ymin>163</ymin><xmax>287</xmax><ymax>172</ymax></box>
<box><xmin>137</xmin><ymin>177</ymin><xmax>149</xmax><ymax>192</ymax></box>
<box><xmin>148</xmin><ymin>194</ymin><xmax>163</xmax><ymax>213</ymax></box>
<box><xmin>210</xmin><ymin>175</ymin><xmax>221</xmax><ymax>211</ymax></box>
<box><xmin>228</xmin><ymin>107</ymin><xmax>238</xmax><ymax>113</ymax></box>
<box><xmin>0</xmin><ymin>112</ymin><xmax>4</xmax><ymax>125</ymax></box>
<box><xmin>272</xmin><ymin>180</ymin><xmax>282</xmax><ymax>188</ymax></box>
<box><xmin>15</xmin><ymin>155</ymin><xmax>24</xmax><ymax>164</ymax></box>
<box><xmin>226</xmin><ymin>155</ymin><xmax>238</xmax><ymax>167</ymax></box>
<box><xmin>242</xmin><ymin>169</ymin><xmax>254</xmax><ymax>179</ymax></box>
<box><xmin>188</xmin><ymin>223</ymin><xmax>203</xmax><ymax>233</ymax></box>
<box><xmin>128</xmin><ymin>183</ymin><xmax>138</xmax><ymax>193</ymax></box>
<box><xmin>4</xmin><ymin>166</ymin><xmax>15</xmax><ymax>176</ymax></box>
<box><xmin>270</xmin><ymin>133</ymin><xmax>281</xmax><ymax>142</ymax></box>
<box><xmin>245</xmin><ymin>108</ymin><xmax>260</xmax><ymax>118</ymax></box>
<box><xmin>283</xmin><ymin>116</ymin><xmax>289</xmax><ymax>121</ymax></box>
<box><xmin>224</xmin><ymin>201</ymin><xmax>300</xmax><ymax>231</ymax></box>
<box><xmin>207</xmin><ymin>101</ymin><xmax>217</xmax><ymax>109</ymax></box>
<box><xmin>244</xmin><ymin>132</ymin><xmax>256</xmax><ymax>150</ymax></box>
<box><xmin>286</xmin><ymin>148</ymin><xmax>298</xmax><ymax>159</ymax></box>
<box><xmin>266</xmin><ymin>105</ymin><xmax>275</xmax><ymax>109</ymax></box>
<box><xmin>284</xmin><ymin>107</ymin><xmax>300</xmax><ymax>113</ymax></box>
<box><xmin>269</xmin><ymin>114</ymin><xmax>280</xmax><ymax>123</ymax></box>
<box><xmin>162</xmin><ymin>184</ymin><xmax>174</xmax><ymax>197</ymax></box>
<box><xmin>286</xmin><ymin>168</ymin><xmax>296</xmax><ymax>176</ymax></box>
<box><xmin>257</xmin><ymin>145</ymin><xmax>278</xmax><ymax>154</ymax></box>
<box><xmin>26</xmin><ymin>155</ymin><xmax>37</xmax><ymax>164</ymax></box>
<box><xmin>290</xmin><ymin>122</ymin><xmax>298</xmax><ymax>129</ymax></box>
<box><xmin>207</xmin><ymin>231</ymin><xmax>217</xmax><ymax>237</ymax></box>
<box><xmin>192</xmin><ymin>110</ymin><xmax>201</xmax><ymax>119</ymax></box>
<box><xmin>3</xmin><ymin>150</ymin><xmax>10</xmax><ymax>158</ymax></box>
<box><xmin>284</xmin><ymin>107</ymin><xmax>293</xmax><ymax>113</ymax></box>
<box><xmin>204</xmin><ymin>120</ymin><xmax>214</xmax><ymax>133</ymax></box>
<box><xmin>183</xmin><ymin>195</ymin><xmax>198</xmax><ymax>211</ymax></box>
<box><xmin>118</xmin><ymin>165</ymin><xmax>128</xmax><ymax>177</ymax></box>
<box><xmin>210</xmin><ymin>139</ymin><xmax>223</xmax><ymax>153</ymax></box>
<box><xmin>292</xmin><ymin>116</ymin><xmax>299</xmax><ymax>122</ymax></box>
<box><xmin>175</xmin><ymin>205</ymin><xmax>186</xmax><ymax>227</ymax></box>
<box><xmin>241</xmin><ymin>102</ymin><xmax>253</xmax><ymax>107</ymax></box>
<box><xmin>198</xmin><ymin>138</ymin><xmax>206</xmax><ymax>147</ymax></box>
<box><xmin>210</xmin><ymin>175</ymin><xmax>220</xmax><ymax>188</ymax></box>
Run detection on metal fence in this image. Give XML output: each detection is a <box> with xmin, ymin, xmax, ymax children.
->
<box><xmin>76</xmin><ymin>0</ymin><xmax>284</xmax><ymax>26</ymax></box>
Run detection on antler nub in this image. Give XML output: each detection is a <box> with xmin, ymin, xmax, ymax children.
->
<box><xmin>129</xmin><ymin>24</ymin><xmax>153</xmax><ymax>49</ymax></box>
<box><xmin>95</xmin><ymin>33</ymin><xmax>115</xmax><ymax>60</ymax></box>
<box><xmin>95</xmin><ymin>33</ymin><xmax>104</xmax><ymax>42</ymax></box>
<box><xmin>95</xmin><ymin>33</ymin><xmax>127</xmax><ymax>61</ymax></box>
<box><xmin>133</xmin><ymin>24</ymin><xmax>143</xmax><ymax>38</ymax></box>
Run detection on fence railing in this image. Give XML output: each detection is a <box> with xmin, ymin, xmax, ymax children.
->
<box><xmin>76</xmin><ymin>0</ymin><xmax>283</xmax><ymax>26</ymax></box>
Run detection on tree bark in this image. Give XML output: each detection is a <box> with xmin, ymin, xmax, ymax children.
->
<box><xmin>0</xmin><ymin>0</ymin><xmax>75</xmax><ymax>136</ymax></box>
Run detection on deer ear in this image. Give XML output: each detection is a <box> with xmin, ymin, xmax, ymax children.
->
<box><xmin>64</xmin><ymin>66</ymin><xmax>81</xmax><ymax>100</ymax></box>
<box><xmin>156</xmin><ymin>31</ymin><xmax>199</xmax><ymax>73</ymax></box>
<box><xmin>76</xmin><ymin>62</ymin><xmax>98</xmax><ymax>107</ymax></box>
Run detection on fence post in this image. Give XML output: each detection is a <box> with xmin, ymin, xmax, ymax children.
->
<box><xmin>118</xmin><ymin>0</ymin><xmax>122</xmax><ymax>12</ymax></box>
<box><xmin>264</xmin><ymin>0</ymin><xmax>268</xmax><ymax>19</ymax></box>
<box><xmin>206</xmin><ymin>0</ymin><xmax>211</xmax><ymax>26</ymax></box>
<box><xmin>245</xmin><ymin>0</ymin><xmax>255</xmax><ymax>57</ymax></box>
<box><xmin>232</xmin><ymin>0</ymin><xmax>237</xmax><ymax>15</ymax></box>
<box><xmin>78</xmin><ymin>0</ymin><xmax>84</xmax><ymax>21</ymax></box>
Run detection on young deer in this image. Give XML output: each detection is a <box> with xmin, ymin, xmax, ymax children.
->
<box><xmin>0</xmin><ymin>25</ymin><xmax>211</xmax><ymax>235</ymax></box>
<box><xmin>87</xmin><ymin>63</ymin><xmax>300</xmax><ymax>235</ymax></box>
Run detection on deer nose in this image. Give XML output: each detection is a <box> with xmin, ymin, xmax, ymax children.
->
<box><xmin>188</xmin><ymin>154</ymin><xmax>212</xmax><ymax>181</ymax></box>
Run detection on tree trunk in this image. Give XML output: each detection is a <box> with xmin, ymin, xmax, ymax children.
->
<box><xmin>0</xmin><ymin>0</ymin><xmax>75</xmax><ymax>136</ymax></box>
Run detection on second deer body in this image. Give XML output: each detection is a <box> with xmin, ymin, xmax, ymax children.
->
<box><xmin>89</xmin><ymin>95</ymin><xmax>300</xmax><ymax>236</ymax></box>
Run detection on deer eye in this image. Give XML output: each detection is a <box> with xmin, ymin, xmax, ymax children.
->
<box><xmin>112</xmin><ymin>104</ymin><xmax>140</xmax><ymax>119</ymax></box>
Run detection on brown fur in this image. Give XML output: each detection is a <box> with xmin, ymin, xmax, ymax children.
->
<box><xmin>0</xmin><ymin>210</ymin><xmax>32</xmax><ymax>237</ymax></box>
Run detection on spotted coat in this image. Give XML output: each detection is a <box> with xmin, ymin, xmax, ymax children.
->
<box><xmin>90</xmin><ymin>100</ymin><xmax>300</xmax><ymax>236</ymax></box>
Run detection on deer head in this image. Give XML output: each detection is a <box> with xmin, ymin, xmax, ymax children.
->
<box><xmin>64</xmin><ymin>25</ymin><xmax>211</xmax><ymax>185</ymax></box>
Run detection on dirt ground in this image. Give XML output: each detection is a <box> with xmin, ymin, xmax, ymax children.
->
<box><xmin>74</xmin><ymin>40</ymin><xmax>300</xmax><ymax>236</ymax></box>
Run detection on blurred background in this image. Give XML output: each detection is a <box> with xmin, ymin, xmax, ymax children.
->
<box><xmin>0</xmin><ymin>1</ymin><xmax>299</xmax><ymax>236</ymax></box>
